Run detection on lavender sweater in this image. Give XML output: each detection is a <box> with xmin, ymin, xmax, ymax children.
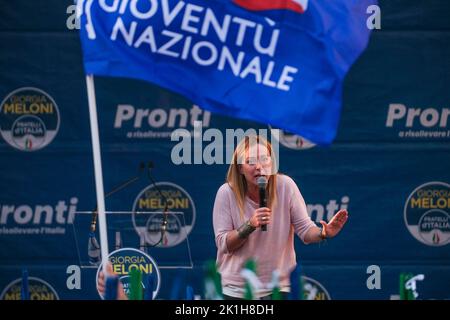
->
<box><xmin>213</xmin><ymin>174</ymin><xmax>316</xmax><ymax>290</ymax></box>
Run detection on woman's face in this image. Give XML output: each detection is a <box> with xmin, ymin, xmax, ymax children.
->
<box><xmin>239</xmin><ymin>143</ymin><xmax>273</xmax><ymax>188</ymax></box>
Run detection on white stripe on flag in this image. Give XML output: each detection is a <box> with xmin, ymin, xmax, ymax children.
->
<box><xmin>294</xmin><ymin>0</ymin><xmax>309</xmax><ymax>10</ymax></box>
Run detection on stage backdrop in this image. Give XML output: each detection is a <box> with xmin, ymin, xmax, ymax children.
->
<box><xmin>0</xmin><ymin>0</ymin><xmax>449</xmax><ymax>300</ymax></box>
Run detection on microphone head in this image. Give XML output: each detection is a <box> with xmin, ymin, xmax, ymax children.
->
<box><xmin>257</xmin><ymin>176</ymin><xmax>267</xmax><ymax>188</ymax></box>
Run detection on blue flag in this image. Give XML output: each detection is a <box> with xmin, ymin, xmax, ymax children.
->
<box><xmin>78</xmin><ymin>0</ymin><xmax>375</xmax><ymax>145</ymax></box>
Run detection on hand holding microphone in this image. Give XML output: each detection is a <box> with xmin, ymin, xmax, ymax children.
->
<box><xmin>249</xmin><ymin>207</ymin><xmax>272</xmax><ymax>229</ymax></box>
<box><xmin>257</xmin><ymin>176</ymin><xmax>269</xmax><ymax>231</ymax></box>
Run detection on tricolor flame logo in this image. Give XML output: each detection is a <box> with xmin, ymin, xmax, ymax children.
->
<box><xmin>432</xmin><ymin>232</ymin><xmax>440</xmax><ymax>244</ymax></box>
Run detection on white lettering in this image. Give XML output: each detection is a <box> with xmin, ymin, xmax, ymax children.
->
<box><xmin>181</xmin><ymin>4</ymin><xmax>204</xmax><ymax>34</ymax></box>
<box><xmin>254</xmin><ymin>24</ymin><xmax>279</xmax><ymax>57</ymax></box>
<box><xmin>0</xmin><ymin>198</ymin><xmax>78</xmax><ymax>225</ymax></box>
<box><xmin>114</xmin><ymin>105</ymin><xmax>135</xmax><ymax>128</ymax></box>
<box><xmin>134</xmin><ymin>26</ymin><xmax>157</xmax><ymax>52</ymax></box>
<box><xmin>99</xmin><ymin>0</ymin><xmax>120</xmax><ymax>13</ymax></box>
<box><xmin>232</xmin><ymin>17</ymin><xmax>256</xmax><ymax>46</ymax></box>
<box><xmin>201</xmin><ymin>9</ymin><xmax>231</xmax><ymax>43</ymax></box>
<box><xmin>111</xmin><ymin>17</ymin><xmax>137</xmax><ymax>46</ymax></box>
<box><xmin>158</xmin><ymin>30</ymin><xmax>183</xmax><ymax>58</ymax></box>
<box><xmin>192</xmin><ymin>41</ymin><xmax>218</xmax><ymax>66</ymax></box>
<box><xmin>161</xmin><ymin>0</ymin><xmax>185</xmax><ymax>27</ymax></box>
<box><xmin>277</xmin><ymin>66</ymin><xmax>298</xmax><ymax>91</ymax></box>
<box><xmin>386</xmin><ymin>104</ymin><xmax>406</xmax><ymax>127</ymax></box>
<box><xmin>130</xmin><ymin>0</ymin><xmax>158</xmax><ymax>19</ymax></box>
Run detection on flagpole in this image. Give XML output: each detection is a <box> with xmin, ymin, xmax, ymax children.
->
<box><xmin>86</xmin><ymin>74</ymin><xmax>110</xmax><ymax>273</ymax></box>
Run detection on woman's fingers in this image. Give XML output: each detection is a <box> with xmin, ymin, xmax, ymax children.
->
<box><xmin>258</xmin><ymin>216</ymin><xmax>270</xmax><ymax>224</ymax></box>
<box><xmin>105</xmin><ymin>261</ymin><xmax>114</xmax><ymax>275</ymax></box>
<box><xmin>332</xmin><ymin>210</ymin><xmax>348</xmax><ymax>226</ymax></box>
<box><xmin>97</xmin><ymin>273</ymin><xmax>105</xmax><ymax>293</ymax></box>
<box><xmin>250</xmin><ymin>208</ymin><xmax>272</xmax><ymax>226</ymax></box>
<box><xmin>256</xmin><ymin>207</ymin><xmax>271</xmax><ymax>214</ymax></box>
<box><xmin>95</xmin><ymin>262</ymin><xmax>128</xmax><ymax>300</ymax></box>
<box><xmin>257</xmin><ymin>209</ymin><xmax>271</xmax><ymax>225</ymax></box>
<box><xmin>98</xmin><ymin>275</ymin><xmax>105</xmax><ymax>286</ymax></box>
<box><xmin>336</xmin><ymin>209</ymin><xmax>348</xmax><ymax>220</ymax></box>
<box><xmin>97</xmin><ymin>262</ymin><xmax>115</xmax><ymax>293</ymax></box>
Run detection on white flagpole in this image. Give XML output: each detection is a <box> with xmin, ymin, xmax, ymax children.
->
<box><xmin>86</xmin><ymin>74</ymin><xmax>110</xmax><ymax>273</ymax></box>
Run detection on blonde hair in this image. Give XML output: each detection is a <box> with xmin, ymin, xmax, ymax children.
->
<box><xmin>226</xmin><ymin>135</ymin><xmax>277</xmax><ymax>220</ymax></box>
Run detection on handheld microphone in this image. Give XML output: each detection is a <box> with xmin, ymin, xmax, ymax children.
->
<box><xmin>257</xmin><ymin>176</ymin><xmax>268</xmax><ymax>231</ymax></box>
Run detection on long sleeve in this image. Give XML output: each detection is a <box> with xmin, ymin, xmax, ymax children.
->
<box><xmin>212</xmin><ymin>184</ymin><xmax>234</xmax><ymax>255</ymax></box>
<box><xmin>288</xmin><ymin>177</ymin><xmax>315</xmax><ymax>243</ymax></box>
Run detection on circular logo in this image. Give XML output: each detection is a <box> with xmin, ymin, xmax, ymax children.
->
<box><xmin>1</xmin><ymin>277</ymin><xmax>59</xmax><ymax>300</ymax></box>
<box><xmin>404</xmin><ymin>182</ymin><xmax>450</xmax><ymax>246</ymax></box>
<box><xmin>0</xmin><ymin>87</ymin><xmax>60</xmax><ymax>151</ymax></box>
<box><xmin>96</xmin><ymin>248</ymin><xmax>161</xmax><ymax>300</ymax></box>
<box><xmin>302</xmin><ymin>276</ymin><xmax>331</xmax><ymax>300</ymax></box>
<box><xmin>132</xmin><ymin>182</ymin><xmax>196</xmax><ymax>247</ymax></box>
<box><xmin>269</xmin><ymin>126</ymin><xmax>316</xmax><ymax>150</ymax></box>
